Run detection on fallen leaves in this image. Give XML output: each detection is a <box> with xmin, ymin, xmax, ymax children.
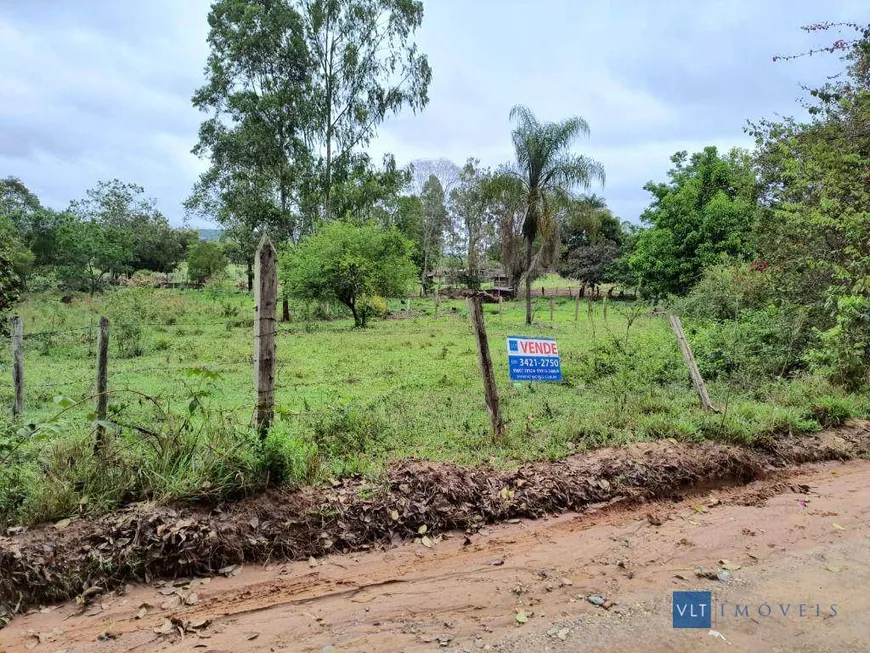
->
<box><xmin>160</xmin><ymin>596</ymin><xmax>182</xmax><ymax>610</ymax></box>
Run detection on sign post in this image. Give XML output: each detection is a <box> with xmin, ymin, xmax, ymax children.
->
<box><xmin>507</xmin><ymin>336</ymin><xmax>562</xmax><ymax>382</ymax></box>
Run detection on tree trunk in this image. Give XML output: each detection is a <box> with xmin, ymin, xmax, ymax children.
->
<box><xmin>421</xmin><ymin>249</ymin><xmax>430</xmax><ymax>295</ymax></box>
<box><xmin>524</xmin><ymin>236</ymin><xmax>533</xmax><ymax>325</ymax></box>
<box><xmin>246</xmin><ymin>259</ymin><xmax>254</xmax><ymax>293</ymax></box>
<box><xmin>348</xmin><ymin>301</ymin><xmax>361</xmax><ymax>328</ymax></box>
<box><xmin>325</xmin><ymin>135</ymin><xmax>332</xmax><ymax>221</ymax></box>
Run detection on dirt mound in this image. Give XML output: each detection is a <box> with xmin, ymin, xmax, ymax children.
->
<box><xmin>2</xmin><ymin>421</ymin><xmax>869</xmax><ymax>614</ymax></box>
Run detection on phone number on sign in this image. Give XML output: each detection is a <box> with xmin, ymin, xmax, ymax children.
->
<box><xmin>513</xmin><ymin>357</ymin><xmax>561</xmax><ymax>368</ymax></box>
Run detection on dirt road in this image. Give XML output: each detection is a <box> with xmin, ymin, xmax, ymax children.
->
<box><xmin>2</xmin><ymin>459</ymin><xmax>869</xmax><ymax>653</ymax></box>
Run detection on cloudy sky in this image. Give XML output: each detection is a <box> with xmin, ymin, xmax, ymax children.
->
<box><xmin>1</xmin><ymin>1</ymin><xmax>866</xmax><ymax>226</ymax></box>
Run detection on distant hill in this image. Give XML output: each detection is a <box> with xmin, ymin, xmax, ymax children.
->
<box><xmin>198</xmin><ymin>228</ymin><xmax>223</xmax><ymax>241</ymax></box>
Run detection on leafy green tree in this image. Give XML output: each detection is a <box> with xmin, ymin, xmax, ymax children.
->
<box><xmin>557</xmin><ymin>196</ymin><xmax>625</xmax><ymax>290</ymax></box>
<box><xmin>507</xmin><ymin>105</ymin><xmax>605</xmax><ymax>324</ymax></box>
<box><xmin>418</xmin><ymin>174</ymin><xmax>449</xmax><ymax>292</ymax></box>
<box><xmin>55</xmin><ymin>217</ymin><xmax>133</xmax><ymax>295</ymax></box>
<box><xmin>187</xmin><ymin>241</ymin><xmax>228</xmax><ymax>285</ymax></box>
<box><xmin>629</xmin><ymin>147</ymin><xmax>760</xmax><ymax>298</ymax></box>
<box><xmin>189</xmin><ymin>0</ymin><xmax>313</xmax><ymax>259</ymax></box>
<box><xmin>0</xmin><ymin>232</ymin><xmax>22</xmax><ymax>326</ymax></box>
<box><xmin>282</xmin><ymin>221</ymin><xmax>415</xmax><ymax>327</ymax></box>
<box><xmin>448</xmin><ymin>160</ymin><xmax>494</xmax><ymax>289</ymax></box>
<box><xmin>394</xmin><ymin>194</ymin><xmax>423</xmax><ymax>254</ymax></box>
<box><xmin>70</xmin><ymin>180</ymin><xmax>191</xmax><ymax>274</ymax></box>
<box><xmin>0</xmin><ymin>177</ymin><xmax>54</xmax><ymax>275</ymax></box>
<box><xmin>328</xmin><ymin>153</ymin><xmax>410</xmax><ymax>225</ymax></box>
<box><xmin>749</xmin><ymin>22</ymin><xmax>870</xmax><ymax>387</ymax></box>
<box><xmin>298</xmin><ymin>0</ymin><xmax>431</xmax><ymax>220</ymax></box>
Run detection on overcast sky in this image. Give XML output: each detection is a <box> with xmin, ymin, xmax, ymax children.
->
<box><xmin>1</xmin><ymin>1</ymin><xmax>866</xmax><ymax>227</ymax></box>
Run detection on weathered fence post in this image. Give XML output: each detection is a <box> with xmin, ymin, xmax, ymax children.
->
<box><xmin>550</xmin><ymin>297</ymin><xmax>555</xmax><ymax>328</ymax></box>
<box><xmin>574</xmin><ymin>293</ymin><xmax>580</xmax><ymax>327</ymax></box>
<box><xmin>498</xmin><ymin>294</ymin><xmax>503</xmax><ymax>323</ymax></box>
<box><xmin>95</xmin><ymin>316</ymin><xmax>109</xmax><ymax>452</ymax></box>
<box><xmin>669</xmin><ymin>315</ymin><xmax>719</xmax><ymax>413</ymax></box>
<box><xmin>10</xmin><ymin>316</ymin><xmax>23</xmax><ymax>417</ymax></box>
<box><xmin>467</xmin><ymin>295</ymin><xmax>505</xmax><ymax>440</ymax></box>
<box><xmin>254</xmin><ymin>236</ymin><xmax>278</xmax><ymax>437</ymax></box>
<box><xmin>434</xmin><ymin>289</ymin><xmax>440</xmax><ymax>319</ymax></box>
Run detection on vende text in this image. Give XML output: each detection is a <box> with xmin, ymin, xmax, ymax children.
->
<box><xmin>518</xmin><ymin>341</ymin><xmax>558</xmax><ymax>355</ymax></box>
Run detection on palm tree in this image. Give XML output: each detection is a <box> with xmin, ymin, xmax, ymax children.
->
<box><xmin>508</xmin><ymin>105</ymin><xmax>605</xmax><ymax>325</ymax></box>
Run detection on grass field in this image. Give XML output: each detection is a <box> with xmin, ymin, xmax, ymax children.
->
<box><xmin>1</xmin><ymin>287</ymin><xmax>867</xmax><ymax>525</ymax></box>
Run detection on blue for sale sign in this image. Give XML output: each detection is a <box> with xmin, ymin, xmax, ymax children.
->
<box><xmin>507</xmin><ymin>335</ymin><xmax>562</xmax><ymax>382</ymax></box>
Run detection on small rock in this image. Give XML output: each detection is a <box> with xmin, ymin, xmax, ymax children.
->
<box><xmin>587</xmin><ymin>594</ymin><xmax>606</xmax><ymax>606</ymax></box>
<box><xmin>716</xmin><ymin>569</ymin><xmax>733</xmax><ymax>583</ymax></box>
<box><xmin>491</xmin><ymin>558</ymin><xmax>504</xmax><ymax>566</ymax></box>
<box><xmin>603</xmin><ymin>600</ymin><xmax>614</xmax><ymax>610</ymax></box>
<box><xmin>322</xmin><ymin>646</ymin><xmax>336</xmax><ymax>653</ymax></box>
<box><xmin>557</xmin><ymin>628</ymin><xmax>570</xmax><ymax>640</ymax></box>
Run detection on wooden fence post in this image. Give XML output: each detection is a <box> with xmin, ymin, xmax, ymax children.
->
<box><xmin>434</xmin><ymin>289</ymin><xmax>440</xmax><ymax>319</ymax></box>
<box><xmin>467</xmin><ymin>295</ymin><xmax>505</xmax><ymax>440</ymax></box>
<box><xmin>498</xmin><ymin>295</ymin><xmax>503</xmax><ymax>323</ymax></box>
<box><xmin>574</xmin><ymin>293</ymin><xmax>580</xmax><ymax>327</ymax></box>
<box><xmin>10</xmin><ymin>316</ymin><xmax>23</xmax><ymax>418</ymax></box>
<box><xmin>95</xmin><ymin>316</ymin><xmax>109</xmax><ymax>452</ymax></box>
<box><xmin>254</xmin><ymin>236</ymin><xmax>278</xmax><ymax>437</ymax></box>
<box><xmin>549</xmin><ymin>297</ymin><xmax>555</xmax><ymax>328</ymax></box>
<box><xmin>669</xmin><ymin>315</ymin><xmax>719</xmax><ymax>413</ymax></box>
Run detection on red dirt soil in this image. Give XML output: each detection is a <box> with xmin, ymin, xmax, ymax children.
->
<box><xmin>2</xmin><ymin>459</ymin><xmax>870</xmax><ymax>651</ymax></box>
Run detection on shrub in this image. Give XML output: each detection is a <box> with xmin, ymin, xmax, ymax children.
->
<box><xmin>187</xmin><ymin>241</ymin><xmax>227</xmax><ymax>285</ymax></box>
<box><xmin>26</xmin><ymin>270</ymin><xmax>59</xmax><ymax>292</ymax></box>
<box><xmin>126</xmin><ymin>270</ymin><xmax>165</xmax><ymax>288</ymax></box>
<box><xmin>359</xmin><ymin>295</ymin><xmax>388</xmax><ymax>319</ymax></box>
<box><xmin>678</xmin><ymin>262</ymin><xmax>768</xmax><ymax>321</ymax></box>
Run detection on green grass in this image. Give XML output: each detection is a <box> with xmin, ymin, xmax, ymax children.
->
<box><xmin>1</xmin><ymin>288</ymin><xmax>867</xmax><ymax>526</ymax></box>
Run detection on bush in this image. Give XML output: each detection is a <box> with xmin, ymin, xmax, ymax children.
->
<box><xmin>688</xmin><ymin>306</ymin><xmax>811</xmax><ymax>384</ymax></box>
<box><xmin>187</xmin><ymin>241</ymin><xmax>227</xmax><ymax>285</ymax></box>
<box><xmin>26</xmin><ymin>270</ymin><xmax>59</xmax><ymax>292</ymax></box>
<box><xmin>680</xmin><ymin>263</ymin><xmax>815</xmax><ymax>384</ymax></box>
<box><xmin>125</xmin><ymin>270</ymin><xmax>166</xmax><ymax>288</ymax></box>
<box><xmin>359</xmin><ymin>295</ymin><xmax>388</xmax><ymax>319</ymax></box>
<box><xmin>678</xmin><ymin>263</ymin><xmax>768</xmax><ymax>321</ymax></box>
